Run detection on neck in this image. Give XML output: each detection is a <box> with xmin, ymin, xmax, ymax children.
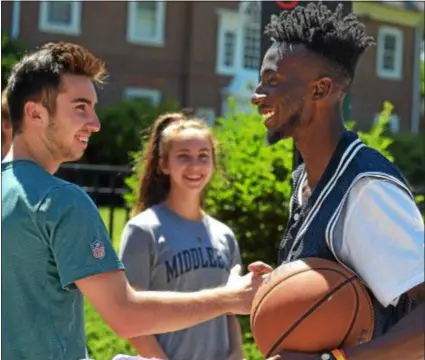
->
<box><xmin>295</xmin><ymin>107</ymin><xmax>345</xmax><ymax>189</ymax></box>
<box><xmin>165</xmin><ymin>190</ymin><xmax>203</xmax><ymax>221</ymax></box>
<box><xmin>5</xmin><ymin>135</ymin><xmax>61</xmax><ymax>174</ymax></box>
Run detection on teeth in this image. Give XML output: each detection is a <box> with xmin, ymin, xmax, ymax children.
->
<box><xmin>262</xmin><ymin>111</ymin><xmax>275</xmax><ymax>121</ymax></box>
<box><xmin>186</xmin><ymin>175</ymin><xmax>202</xmax><ymax>180</ymax></box>
<box><xmin>76</xmin><ymin>136</ymin><xmax>89</xmax><ymax>143</ymax></box>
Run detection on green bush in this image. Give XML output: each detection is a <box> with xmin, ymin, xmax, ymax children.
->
<box><xmin>84</xmin><ymin>98</ymin><xmax>180</xmax><ymax>165</ymax></box>
<box><xmin>1</xmin><ymin>33</ymin><xmax>25</xmax><ymax>89</ymax></box>
<box><xmin>388</xmin><ymin>132</ymin><xmax>424</xmax><ymax>188</ymax></box>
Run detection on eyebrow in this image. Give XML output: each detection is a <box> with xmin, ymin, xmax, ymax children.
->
<box><xmin>71</xmin><ymin>97</ymin><xmax>95</xmax><ymax>106</ymax></box>
<box><xmin>177</xmin><ymin>148</ymin><xmax>211</xmax><ymax>152</ymax></box>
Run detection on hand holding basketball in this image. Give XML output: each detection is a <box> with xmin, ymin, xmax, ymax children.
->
<box><xmin>225</xmin><ymin>265</ymin><xmax>265</xmax><ymax>315</ymax></box>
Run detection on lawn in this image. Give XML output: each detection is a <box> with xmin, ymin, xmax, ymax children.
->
<box><xmin>86</xmin><ymin>207</ymin><xmax>262</xmax><ymax>359</ymax></box>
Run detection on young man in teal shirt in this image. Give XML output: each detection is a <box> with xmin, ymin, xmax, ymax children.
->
<box><xmin>2</xmin><ymin>42</ymin><xmax>260</xmax><ymax>360</ymax></box>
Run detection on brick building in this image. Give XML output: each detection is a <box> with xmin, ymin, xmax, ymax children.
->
<box><xmin>1</xmin><ymin>1</ymin><xmax>423</xmax><ymax>132</ymax></box>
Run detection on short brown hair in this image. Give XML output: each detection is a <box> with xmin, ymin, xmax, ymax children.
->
<box><xmin>5</xmin><ymin>42</ymin><xmax>107</xmax><ymax>134</ymax></box>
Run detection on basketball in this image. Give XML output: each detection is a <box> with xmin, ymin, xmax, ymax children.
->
<box><xmin>250</xmin><ymin>257</ymin><xmax>374</xmax><ymax>357</ymax></box>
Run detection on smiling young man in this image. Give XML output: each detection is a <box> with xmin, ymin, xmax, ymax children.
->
<box><xmin>250</xmin><ymin>3</ymin><xmax>424</xmax><ymax>360</ymax></box>
<box><xmin>1</xmin><ymin>42</ymin><xmax>262</xmax><ymax>360</ymax></box>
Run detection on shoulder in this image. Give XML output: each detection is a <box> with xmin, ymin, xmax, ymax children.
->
<box><xmin>348</xmin><ymin>177</ymin><xmax>415</xmax><ymax>211</ymax></box>
<box><xmin>353</xmin><ymin>146</ymin><xmax>409</xmax><ymax>185</ymax></box>
<box><xmin>206</xmin><ymin>216</ymin><xmax>241</xmax><ymax>259</ymax></box>
<box><xmin>126</xmin><ymin>206</ymin><xmax>162</xmax><ymax>232</ymax></box>
<box><xmin>40</xmin><ymin>183</ymin><xmax>97</xmax><ymax>214</ymax></box>
<box><xmin>206</xmin><ymin>215</ymin><xmax>237</xmax><ymax>239</ymax></box>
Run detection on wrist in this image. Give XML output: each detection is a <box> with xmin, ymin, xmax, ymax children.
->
<box><xmin>205</xmin><ymin>286</ymin><xmax>240</xmax><ymax>314</ymax></box>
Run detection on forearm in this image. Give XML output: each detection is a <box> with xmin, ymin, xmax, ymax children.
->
<box><xmin>129</xmin><ymin>335</ymin><xmax>168</xmax><ymax>360</ymax></box>
<box><xmin>344</xmin><ymin>303</ymin><xmax>425</xmax><ymax>360</ymax></box>
<box><xmin>227</xmin><ymin>315</ymin><xmax>244</xmax><ymax>360</ymax></box>
<box><xmin>120</xmin><ymin>285</ymin><xmax>240</xmax><ymax>338</ymax></box>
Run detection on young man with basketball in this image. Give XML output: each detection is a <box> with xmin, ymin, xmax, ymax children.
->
<box><xmin>249</xmin><ymin>3</ymin><xmax>424</xmax><ymax>360</ymax></box>
<box><xmin>1</xmin><ymin>41</ymin><xmax>261</xmax><ymax>360</ymax></box>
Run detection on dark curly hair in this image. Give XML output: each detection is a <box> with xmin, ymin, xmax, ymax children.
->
<box><xmin>264</xmin><ymin>2</ymin><xmax>375</xmax><ymax>80</ymax></box>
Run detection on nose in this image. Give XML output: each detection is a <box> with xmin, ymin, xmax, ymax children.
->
<box><xmin>87</xmin><ymin>114</ymin><xmax>101</xmax><ymax>133</ymax></box>
<box><xmin>251</xmin><ymin>92</ymin><xmax>267</xmax><ymax>106</ymax></box>
<box><xmin>187</xmin><ymin>157</ymin><xmax>205</xmax><ymax>171</ymax></box>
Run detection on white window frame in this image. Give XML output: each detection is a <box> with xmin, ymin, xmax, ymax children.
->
<box><xmin>124</xmin><ymin>87</ymin><xmax>161</xmax><ymax>106</ymax></box>
<box><xmin>216</xmin><ymin>1</ymin><xmax>261</xmax><ymax>76</ymax></box>
<box><xmin>216</xmin><ymin>10</ymin><xmax>244</xmax><ymax>75</ymax></box>
<box><xmin>376</xmin><ymin>26</ymin><xmax>404</xmax><ymax>80</ymax></box>
<box><xmin>196</xmin><ymin>107</ymin><xmax>216</xmax><ymax>126</ymax></box>
<box><xmin>38</xmin><ymin>1</ymin><xmax>82</xmax><ymax>36</ymax></box>
<box><xmin>126</xmin><ymin>1</ymin><xmax>166</xmax><ymax>47</ymax></box>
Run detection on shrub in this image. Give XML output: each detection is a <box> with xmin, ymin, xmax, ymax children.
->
<box><xmin>388</xmin><ymin>132</ymin><xmax>424</xmax><ymax>188</ymax></box>
<box><xmin>1</xmin><ymin>33</ymin><xmax>25</xmax><ymax>89</ymax></box>
<box><xmin>84</xmin><ymin>98</ymin><xmax>180</xmax><ymax>165</ymax></box>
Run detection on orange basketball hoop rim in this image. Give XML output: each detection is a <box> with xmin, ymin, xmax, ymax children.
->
<box><xmin>276</xmin><ymin>1</ymin><xmax>299</xmax><ymax>10</ymax></box>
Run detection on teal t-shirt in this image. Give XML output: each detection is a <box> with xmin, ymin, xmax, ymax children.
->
<box><xmin>2</xmin><ymin>160</ymin><xmax>124</xmax><ymax>360</ymax></box>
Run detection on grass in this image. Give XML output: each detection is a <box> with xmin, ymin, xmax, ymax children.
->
<box><xmin>86</xmin><ymin>207</ymin><xmax>262</xmax><ymax>359</ymax></box>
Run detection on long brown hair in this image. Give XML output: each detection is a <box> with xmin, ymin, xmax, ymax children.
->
<box><xmin>133</xmin><ymin>112</ymin><xmax>217</xmax><ymax>215</ymax></box>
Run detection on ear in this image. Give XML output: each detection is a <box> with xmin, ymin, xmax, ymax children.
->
<box><xmin>312</xmin><ymin>77</ymin><xmax>333</xmax><ymax>101</ymax></box>
<box><xmin>23</xmin><ymin>101</ymin><xmax>48</xmax><ymax>127</ymax></box>
<box><xmin>159</xmin><ymin>156</ymin><xmax>170</xmax><ymax>175</ymax></box>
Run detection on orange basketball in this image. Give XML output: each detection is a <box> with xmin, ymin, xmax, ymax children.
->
<box><xmin>250</xmin><ymin>257</ymin><xmax>374</xmax><ymax>357</ymax></box>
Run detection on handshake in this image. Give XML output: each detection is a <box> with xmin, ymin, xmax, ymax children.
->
<box><xmin>224</xmin><ymin>262</ymin><xmax>274</xmax><ymax>315</ymax></box>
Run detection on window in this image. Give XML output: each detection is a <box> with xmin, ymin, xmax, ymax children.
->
<box><xmin>127</xmin><ymin>1</ymin><xmax>166</xmax><ymax>46</ymax></box>
<box><xmin>223</xmin><ymin>31</ymin><xmax>237</xmax><ymax>68</ymax></box>
<box><xmin>242</xmin><ymin>2</ymin><xmax>261</xmax><ymax>71</ymax></box>
<box><xmin>216</xmin><ymin>1</ymin><xmax>261</xmax><ymax>75</ymax></box>
<box><xmin>39</xmin><ymin>1</ymin><xmax>82</xmax><ymax>35</ymax></box>
<box><xmin>124</xmin><ymin>87</ymin><xmax>161</xmax><ymax>105</ymax></box>
<box><xmin>196</xmin><ymin>108</ymin><xmax>216</xmax><ymax>126</ymax></box>
<box><xmin>376</xmin><ymin>26</ymin><xmax>404</xmax><ymax>80</ymax></box>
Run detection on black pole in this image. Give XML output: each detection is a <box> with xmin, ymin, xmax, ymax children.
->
<box><xmin>260</xmin><ymin>1</ymin><xmax>353</xmax><ymax>170</ymax></box>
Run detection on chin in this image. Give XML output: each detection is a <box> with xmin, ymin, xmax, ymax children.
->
<box><xmin>266</xmin><ymin>128</ymin><xmax>292</xmax><ymax>145</ymax></box>
<box><xmin>62</xmin><ymin>151</ymin><xmax>84</xmax><ymax>164</ymax></box>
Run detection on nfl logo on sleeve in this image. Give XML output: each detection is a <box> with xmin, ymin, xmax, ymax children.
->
<box><xmin>90</xmin><ymin>240</ymin><xmax>105</xmax><ymax>259</ymax></box>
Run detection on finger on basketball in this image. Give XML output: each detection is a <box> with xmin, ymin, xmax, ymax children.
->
<box><xmin>248</xmin><ymin>261</ymin><xmax>273</xmax><ymax>276</ymax></box>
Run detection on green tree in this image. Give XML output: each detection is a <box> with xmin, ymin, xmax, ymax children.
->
<box><xmin>1</xmin><ymin>33</ymin><xmax>25</xmax><ymax>89</ymax></box>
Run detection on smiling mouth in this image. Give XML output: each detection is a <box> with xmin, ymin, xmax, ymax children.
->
<box><xmin>262</xmin><ymin>111</ymin><xmax>276</xmax><ymax>127</ymax></box>
<box><xmin>75</xmin><ymin>135</ymin><xmax>89</xmax><ymax>145</ymax></box>
<box><xmin>184</xmin><ymin>175</ymin><xmax>203</xmax><ymax>181</ymax></box>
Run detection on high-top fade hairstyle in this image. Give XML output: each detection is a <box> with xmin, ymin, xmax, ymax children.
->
<box><xmin>133</xmin><ymin>112</ymin><xmax>217</xmax><ymax>215</ymax></box>
<box><xmin>5</xmin><ymin>41</ymin><xmax>107</xmax><ymax>135</ymax></box>
<box><xmin>264</xmin><ymin>2</ymin><xmax>375</xmax><ymax>83</ymax></box>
